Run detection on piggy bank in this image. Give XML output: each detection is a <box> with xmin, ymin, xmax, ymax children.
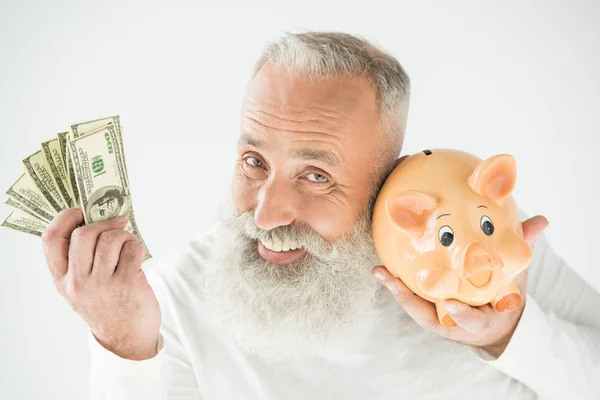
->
<box><xmin>371</xmin><ymin>149</ymin><xmax>532</xmax><ymax>327</ymax></box>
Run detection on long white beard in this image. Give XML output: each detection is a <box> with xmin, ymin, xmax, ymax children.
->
<box><xmin>200</xmin><ymin>203</ymin><xmax>385</xmax><ymax>364</ymax></box>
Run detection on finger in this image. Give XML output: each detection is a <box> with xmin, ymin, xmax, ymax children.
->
<box><xmin>115</xmin><ymin>239</ymin><xmax>146</xmax><ymax>279</ymax></box>
<box><xmin>41</xmin><ymin>208</ymin><xmax>85</xmax><ymax>280</ymax></box>
<box><xmin>475</xmin><ymin>303</ymin><xmax>495</xmax><ymax>313</ymax></box>
<box><xmin>92</xmin><ymin>230</ymin><xmax>140</xmax><ymax>279</ymax></box>
<box><xmin>522</xmin><ymin>215</ymin><xmax>549</xmax><ymax>246</ymax></box>
<box><xmin>373</xmin><ymin>266</ymin><xmax>442</xmax><ymax>332</ymax></box>
<box><xmin>68</xmin><ymin>215</ymin><xmax>128</xmax><ymax>278</ymax></box>
<box><xmin>443</xmin><ymin>299</ymin><xmax>490</xmax><ymax>334</ymax></box>
<box><xmin>373</xmin><ymin>265</ymin><xmax>402</xmax><ymax>294</ymax></box>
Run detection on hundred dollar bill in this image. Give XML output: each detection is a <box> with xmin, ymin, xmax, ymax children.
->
<box><xmin>64</xmin><ymin>132</ymin><xmax>80</xmax><ymax>209</ymax></box>
<box><xmin>6</xmin><ymin>173</ymin><xmax>55</xmax><ymax>223</ymax></box>
<box><xmin>42</xmin><ymin>138</ymin><xmax>74</xmax><ymax>207</ymax></box>
<box><xmin>57</xmin><ymin>131</ymin><xmax>75</xmax><ymax>201</ymax></box>
<box><xmin>66</xmin><ymin>115</ymin><xmax>124</xmax><ymax>208</ymax></box>
<box><xmin>69</xmin><ymin>115</ymin><xmax>130</xmax><ymax>185</ymax></box>
<box><xmin>57</xmin><ymin>131</ymin><xmax>69</xmax><ymax>175</ymax></box>
<box><xmin>23</xmin><ymin>150</ymin><xmax>68</xmax><ymax>213</ymax></box>
<box><xmin>5</xmin><ymin>198</ymin><xmax>48</xmax><ymax>223</ymax></box>
<box><xmin>70</xmin><ymin>115</ymin><xmax>123</xmax><ymax>142</ymax></box>
<box><xmin>69</xmin><ymin>124</ymin><xmax>151</xmax><ymax>259</ymax></box>
<box><xmin>1</xmin><ymin>211</ymin><xmax>47</xmax><ymax>237</ymax></box>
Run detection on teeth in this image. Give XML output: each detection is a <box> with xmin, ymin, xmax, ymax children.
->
<box><xmin>262</xmin><ymin>238</ymin><xmax>302</xmax><ymax>252</ymax></box>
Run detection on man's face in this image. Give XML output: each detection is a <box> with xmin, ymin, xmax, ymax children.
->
<box><xmin>201</xmin><ymin>64</ymin><xmax>388</xmax><ymax>361</ymax></box>
<box><xmin>232</xmin><ymin>63</ymin><xmax>382</xmax><ymax>262</ymax></box>
<box><xmin>90</xmin><ymin>195</ymin><xmax>119</xmax><ymax>222</ymax></box>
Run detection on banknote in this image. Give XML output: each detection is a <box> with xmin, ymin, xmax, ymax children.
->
<box><xmin>23</xmin><ymin>149</ymin><xmax>68</xmax><ymax>213</ymax></box>
<box><xmin>69</xmin><ymin>115</ymin><xmax>130</xmax><ymax>187</ymax></box>
<box><xmin>70</xmin><ymin>115</ymin><xmax>122</xmax><ymax>139</ymax></box>
<box><xmin>69</xmin><ymin>123</ymin><xmax>151</xmax><ymax>259</ymax></box>
<box><xmin>1</xmin><ymin>211</ymin><xmax>47</xmax><ymax>237</ymax></box>
<box><xmin>66</xmin><ymin>115</ymin><xmax>124</xmax><ymax>209</ymax></box>
<box><xmin>5</xmin><ymin>198</ymin><xmax>48</xmax><ymax>223</ymax></box>
<box><xmin>57</xmin><ymin>131</ymin><xmax>69</xmax><ymax>175</ymax></box>
<box><xmin>6</xmin><ymin>173</ymin><xmax>55</xmax><ymax>223</ymax></box>
<box><xmin>42</xmin><ymin>138</ymin><xmax>74</xmax><ymax>207</ymax></box>
<box><xmin>3</xmin><ymin>115</ymin><xmax>151</xmax><ymax>261</ymax></box>
<box><xmin>64</xmin><ymin>132</ymin><xmax>80</xmax><ymax>208</ymax></box>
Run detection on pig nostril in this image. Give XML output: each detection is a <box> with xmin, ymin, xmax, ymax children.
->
<box><xmin>463</xmin><ymin>241</ymin><xmax>504</xmax><ymax>274</ymax></box>
<box><xmin>467</xmin><ymin>270</ymin><xmax>492</xmax><ymax>287</ymax></box>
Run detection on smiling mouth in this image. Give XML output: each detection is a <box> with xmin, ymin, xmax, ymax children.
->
<box><xmin>257</xmin><ymin>240</ymin><xmax>307</xmax><ymax>265</ymax></box>
<box><xmin>466</xmin><ymin>270</ymin><xmax>493</xmax><ymax>287</ymax></box>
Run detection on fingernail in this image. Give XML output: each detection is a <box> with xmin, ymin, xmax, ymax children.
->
<box><xmin>115</xmin><ymin>215</ymin><xmax>126</xmax><ymax>223</ymax></box>
<box><xmin>444</xmin><ymin>303</ymin><xmax>459</xmax><ymax>315</ymax></box>
<box><xmin>373</xmin><ymin>272</ymin><xmax>386</xmax><ymax>281</ymax></box>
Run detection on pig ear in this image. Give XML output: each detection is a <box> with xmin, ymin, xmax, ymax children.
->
<box><xmin>386</xmin><ymin>191</ymin><xmax>439</xmax><ymax>236</ymax></box>
<box><xmin>467</xmin><ymin>154</ymin><xmax>517</xmax><ymax>205</ymax></box>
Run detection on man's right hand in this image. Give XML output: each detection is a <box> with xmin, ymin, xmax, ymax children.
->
<box><xmin>41</xmin><ymin>208</ymin><xmax>161</xmax><ymax>360</ymax></box>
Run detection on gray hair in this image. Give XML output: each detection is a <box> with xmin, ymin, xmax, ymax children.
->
<box><xmin>251</xmin><ymin>31</ymin><xmax>411</xmax><ymax>185</ymax></box>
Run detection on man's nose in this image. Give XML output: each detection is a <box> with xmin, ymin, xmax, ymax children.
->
<box><xmin>254</xmin><ymin>177</ymin><xmax>296</xmax><ymax>231</ymax></box>
<box><xmin>462</xmin><ymin>240</ymin><xmax>504</xmax><ymax>276</ymax></box>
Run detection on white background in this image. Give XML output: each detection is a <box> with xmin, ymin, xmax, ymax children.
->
<box><xmin>1</xmin><ymin>1</ymin><xmax>599</xmax><ymax>398</ymax></box>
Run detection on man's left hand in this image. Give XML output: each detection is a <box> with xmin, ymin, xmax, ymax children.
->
<box><xmin>372</xmin><ymin>215</ymin><xmax>549</xmax><ymax>358</ymax></box>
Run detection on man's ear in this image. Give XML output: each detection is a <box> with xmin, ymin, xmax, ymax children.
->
<box><xmin>386</xmin><ymin>191</ymin><xmax>439</xmax><ymax>237</ymax></box>
<box><xmin>467</xmin><ymin>154</ymin><xmax>517</xmax><ymax>205</ymax></box>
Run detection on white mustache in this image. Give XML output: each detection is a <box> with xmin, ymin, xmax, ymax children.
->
<box><xmin>225</xmin><ymin>211</ymin><xmax>340</xmax><ymax>262</ymax></box>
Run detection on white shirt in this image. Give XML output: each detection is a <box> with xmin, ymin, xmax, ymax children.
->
<box><xmin>86</xmin><ymin>220</ymin><xmax>600</xmax><ymax>400</ymax></box>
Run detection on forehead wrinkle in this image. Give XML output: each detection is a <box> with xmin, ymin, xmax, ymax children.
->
<box><xmin>291</xmin><ymin>147</ymin><xmax>340</xmax><ymax>168</ymax></box>
<box><xmin>240</xmin><ymin>102</ymin><xmax>364</xmax><ymax>171</ymax></box>
<box><xmin>241</xmin><ymin>110</ymin><xmax>349</xmax><ymax>151</ymax></box>
<box><xmin>244</xmin><ymin>101</ymin><xmax>350</xmax><ymax>134</ymax></box>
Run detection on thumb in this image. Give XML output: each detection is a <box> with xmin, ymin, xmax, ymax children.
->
<box><xmin>522</xmin><ymin>215</ymin><xmax>549</xmax><ymax>246</ymax></box>
<box><xmin>443</xmin><ymin>299</ymin><xmax>487</xmax><ymax>334</ymax></box>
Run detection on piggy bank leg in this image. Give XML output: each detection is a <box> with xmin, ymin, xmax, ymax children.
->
<box><xmin>435</xmin><ymin>302</ymin><xmax>457</xmax><ymax>327</ymax></box>
<box><xmin>490</xmin><ymin>282</ymin><xmax>522</xmax><ymax>312</ymax></box>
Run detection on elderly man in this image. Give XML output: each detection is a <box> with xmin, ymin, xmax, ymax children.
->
<box><xmin>42</xmin><ymin>32</ymin><xmax>600</xmax><ymax>399</ymax></box>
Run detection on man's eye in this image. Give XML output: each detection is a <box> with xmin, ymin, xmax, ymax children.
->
<box><xmin>306</xmin><ymin>173</ymin><xmax>328</xmax><ymax>183</ymax></box>
<box><xmin>100</xmin><ymin>210</ymin><xmax>105</xmax><ymax>216</ymax></box>
<box><xmin>245</xmin><ymin>157</ymin><xmax>263</xmax><ymax>168</ymax></box>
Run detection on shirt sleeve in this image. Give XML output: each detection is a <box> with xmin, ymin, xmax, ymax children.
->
<box><xmin>471</xmin><ymin>223</ymin><xmax>600</xmax><ymax>399</ymax></box>
<box><xmin>87</xmin><ymin>263</ymin><xmax>204</xmax><ymax>400</ymax></box>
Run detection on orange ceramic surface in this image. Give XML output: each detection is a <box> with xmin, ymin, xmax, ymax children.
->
<box><xmin>372</xmin><ymin>149</ymin><xmax>532</xmax><ymax>327</ymax></box>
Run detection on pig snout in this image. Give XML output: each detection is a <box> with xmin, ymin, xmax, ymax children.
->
<box><xmin>461</xmin><ymin>241</ymin><xmax>503</xmax><ymax>287</ymax></box>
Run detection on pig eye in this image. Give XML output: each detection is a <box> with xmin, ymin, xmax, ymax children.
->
<box><xmin>480</xmin><ymin>216</ymin><xmax>494</xmax><ymax>236</ymax></box>
<box><xmin>438</xmin><ymin>225</ymin><xmax>454</xmax><ymax>247</ymax></box>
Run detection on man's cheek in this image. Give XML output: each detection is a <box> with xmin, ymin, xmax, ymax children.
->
<box><xmin>232</xmin><ymin>179</ymin><xmax>257</xmax><ymax>214</ymax></box>
<box><xmin>302</xmin><ymin>199</ymin><xmax>350</xmax><ymax>241</ymax></box>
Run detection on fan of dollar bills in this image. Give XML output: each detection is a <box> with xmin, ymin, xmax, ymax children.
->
<box><xmin>1</xmin><ymin>115</ymin><xmax>151</xmax><ymax>259</ymax></box>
